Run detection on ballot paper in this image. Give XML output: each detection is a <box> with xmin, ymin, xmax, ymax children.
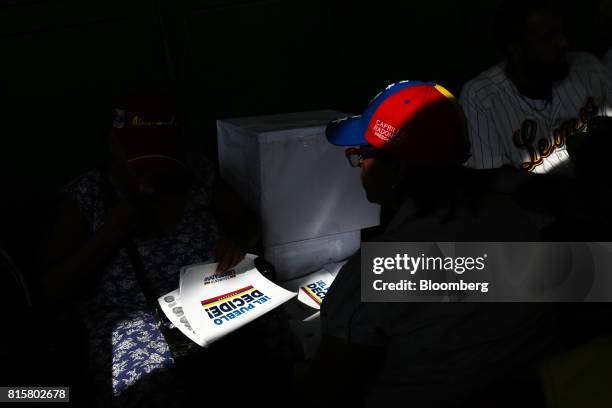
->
<box><xmin>158</xmin><ymin>255</ymin><xmax>296</xmax><ymax>348</ymax></box>
<box><xmin>295</xmin><ymin>270</ymin><xmax>334</xmax><ymax>310</ymax></box>
<box><xmin>280</xmin><ymin>268</ymin><xmax>337</xmax><ymax>310</ymax></box>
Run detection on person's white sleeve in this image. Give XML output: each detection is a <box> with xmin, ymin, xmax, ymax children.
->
<box><xmin>581</xmin><ymin>53</ymin><xmax>612</xmax><ymax>117</ymax></box>
<box><xmin>600</xmin><ymin>63</ymin><xmax>612</xmax><ymax>117</ymax></box>
<box><xmin>459</xmin><ymin>95</ymin><xmax>507</xmax><ymax>169</ymax></box>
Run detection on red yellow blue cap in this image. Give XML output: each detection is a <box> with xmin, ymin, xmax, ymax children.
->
<box><xmin>326</xmin><ymin>81</ymin><xmax>469</xmax><ymax>166</ymax></box>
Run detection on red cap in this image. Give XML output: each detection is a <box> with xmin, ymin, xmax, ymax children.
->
<box><xmin>111</xmin><ymin>90</ymin><xmax>184</xmax><ymax>173</ymax></box>
<box><xmin>365</xmin><ymin>84</ymin><xmax>468</xmax><ymax>166</ymax></box>
<box><xmin>327</xmin><ymin>81</ymin><xmax>469</xmax><ymax>167</ymax></box>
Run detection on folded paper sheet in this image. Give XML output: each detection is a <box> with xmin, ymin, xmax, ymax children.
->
<box><xmin>295</xmin><ymin>270</ymin><xmax>334</xmax><ymax>310</ymax></box>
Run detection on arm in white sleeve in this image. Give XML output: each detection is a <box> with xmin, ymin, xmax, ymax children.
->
<box><xmin>581</xmin><ymin>53</ymin><xmax>612</xmax><ymax>116</ymax></box>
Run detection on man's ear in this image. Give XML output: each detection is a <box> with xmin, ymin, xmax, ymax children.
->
<box><xmin>393</xmin><ymin>159</ymin><xmax>410</xmax><ymax>187</ymax></box>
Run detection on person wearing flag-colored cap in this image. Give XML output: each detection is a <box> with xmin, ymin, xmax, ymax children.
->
<box><xmin>324</xmin><ymin>80</ymin><xmax>472</xmax><ymax>210</ymax></box>
<box><xmin>303</xmin><ymin>81</ymin><xmax>559</xmax><ymax>407</ymax></box>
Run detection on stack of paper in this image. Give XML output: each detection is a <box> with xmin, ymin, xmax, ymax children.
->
<box><xmin>157</xmin><ymin>255</ymin><xmax>296</xmax><ymax>347</ymax></box>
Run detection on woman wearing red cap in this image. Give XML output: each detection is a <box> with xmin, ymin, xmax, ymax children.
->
<box><xmin>40</xmin><ymin>90</ymin><xmax>260</xmax><ymax>407</ymax></box>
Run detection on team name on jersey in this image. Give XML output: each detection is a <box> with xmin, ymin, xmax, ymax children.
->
<box><xmin>512</xmin><ymin>97</ymin><xmax>597</xmax><ymax>172</ymax></box>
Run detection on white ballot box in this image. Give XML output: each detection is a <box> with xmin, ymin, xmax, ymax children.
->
<box><xmin>217</xmin><ymin>110</ymin><xmax>380</xmax><ymax>281</ymax></box>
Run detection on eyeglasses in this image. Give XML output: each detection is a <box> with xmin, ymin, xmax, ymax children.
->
<box><xmin>344</xmin><ymin>146</ymin><xmax>382</xmax><ymax>167</ymax></box>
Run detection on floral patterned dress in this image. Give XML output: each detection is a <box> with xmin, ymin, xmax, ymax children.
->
<box><xmin>63</xmin><ymin>158</ymin><xmax>222</xmax><ymax>407</ymax></box>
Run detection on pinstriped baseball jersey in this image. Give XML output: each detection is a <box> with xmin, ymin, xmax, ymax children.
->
<box><xmin>460</xmin><ymin>52</ymin><xmax>612</xmax><ymax>174</ymax></box>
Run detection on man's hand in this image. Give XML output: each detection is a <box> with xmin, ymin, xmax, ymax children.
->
<box><xmin>215</xmin><ymin>239</ymin><xmax>245</xmax><ymax>273</ymax></box>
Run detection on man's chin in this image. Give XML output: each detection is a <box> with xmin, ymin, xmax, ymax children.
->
<box><xmin>531</xmin><ymin>58</ymin><xmax>569</xmax><ymax>85</ymax></box>
<box><xmin>364</xmin><ymin>189</ymin><xmax>380</xmax><ymax>204</ymax></box>
<box><xmin>549</xmin><ymin>60</ymin><xmax>570</xmax><ymax>83</ymax></box>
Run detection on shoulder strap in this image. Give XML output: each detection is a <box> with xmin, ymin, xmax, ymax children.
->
<box><xmin>124</xmin><ymin>240</ymin><xmax>164</xmax><ymax>318</ymax></box>
<box><xmin>97</xmin><ymin>169</ymin><xmax>164</xmax><ymax>319</ymax></box>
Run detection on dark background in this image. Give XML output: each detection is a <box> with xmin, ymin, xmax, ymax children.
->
<box><xmin>0</xmin><ymin>0</ymin><xmax>608</xmax><ymax>266</ymax></box>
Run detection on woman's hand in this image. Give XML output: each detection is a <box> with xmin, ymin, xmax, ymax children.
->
<box><xmin>214</xmin><ymin>239</ymin><xmax>245</xmax><ymax>273</ymax></box>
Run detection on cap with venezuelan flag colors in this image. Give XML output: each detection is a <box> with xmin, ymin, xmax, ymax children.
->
<box><xmin>326</xmin><ymin>81</ymin><xmax>469</xmax><ymax>166</ymax></box>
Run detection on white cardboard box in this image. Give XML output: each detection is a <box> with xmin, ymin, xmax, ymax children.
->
<box><xmin>264</xmin><ymin>231</ymin><xmax>358</xmax><ymax>281</ymax></box>
<box><xmin>217</xmin><ymin>110</ymin><xmax>380</xmax><ymax>280</ymax></box>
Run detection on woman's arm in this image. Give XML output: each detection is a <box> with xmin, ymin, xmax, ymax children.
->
<box><xmin>212</xmin><ymin>179</ymin><xmax>261</xmax><ymax>272</ymax></box>
<box><xmin>40</xmin><ymin>195</ymin><xmax>137</xmax><ymax>304</ymax></box>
